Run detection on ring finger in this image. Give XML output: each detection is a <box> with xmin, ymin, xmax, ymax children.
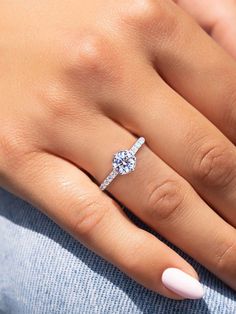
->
<box><xmin>102</xmin><ymin>60</ymin><xmax>236</xmax><ymax>228</ymax></box>
<box><xmin>56</xmin><ymin>115</ymin><xmax>236</xmax><ymax>291</ymax></box>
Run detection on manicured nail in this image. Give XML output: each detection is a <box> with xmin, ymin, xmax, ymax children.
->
<box><xmin>161</xmin><ymin>268</ymin><xmax>204</xmax><ymax>299</ymax></box>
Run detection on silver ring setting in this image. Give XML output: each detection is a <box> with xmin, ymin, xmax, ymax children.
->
<box><xmin>99</xmin><ymin>137</ymin><xmax>145</xmax><ymax>191</ymax></box>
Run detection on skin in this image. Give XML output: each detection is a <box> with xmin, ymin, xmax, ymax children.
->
<box><xmin>0</xmin><ymin>0</ymin><xmax>236</xmax><ymax>299</ymax></box>
<box><xmin>175</xmin><ymin>0</ymin><xmax>236</xmax><ymax>59</ymax></box>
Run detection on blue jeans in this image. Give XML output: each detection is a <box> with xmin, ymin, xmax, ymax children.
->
<box><xmin>0</xmin><ymin>187</ymin><xmax>235</xmax><ymax>314</ymax></box>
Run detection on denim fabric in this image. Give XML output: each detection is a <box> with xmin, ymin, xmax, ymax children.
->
<box><xmin>0</xmin><ymin>187</ymin><xmax>235</xmax><ymax>314</ymax></box>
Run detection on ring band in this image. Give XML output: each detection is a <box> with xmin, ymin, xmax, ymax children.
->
<box><xmin>99</xmin><ymin>137</ymin><xmax>145</xmax><ymax>191</ymax></box>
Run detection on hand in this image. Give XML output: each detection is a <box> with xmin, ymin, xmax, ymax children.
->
<box><xmin>1</xmin><ymin>0</ymin><xmax>236</xmax><ymax>300</ymax></box>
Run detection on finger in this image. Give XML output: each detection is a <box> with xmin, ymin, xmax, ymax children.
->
<box><xmin>0</xmin><ymin>149</ymin><xmax>203</xmax><ymax>299</ymax></box>
<box><xmin>126</xmin><ymin>0</ymin><xmax>236</xmax><ymax>143</ymax></box>
<box><xmin>100</xmin><ymin>56</ymin><xmax>236</xmax><ymax>228</ymax></box>
<box><xmin>174</xmin><ymin>0</ymin><xmax>236</xmax><ymax>59</ymax></box>
<box><xmin>56</xmin><ymin>116</ymin><xmax>236</xmax><ymax>291</ymax></box>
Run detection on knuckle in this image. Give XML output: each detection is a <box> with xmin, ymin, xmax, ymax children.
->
<box><xmin>72</xmin><ymin>194</ymin><xmax>108</xmax><ymax>237</ymax></box>
<box><xmin>215</xmin><ymin>238</ymin><xmax>236</xmax><ymax>278</ymax></box>
<box><xmin>121</xmin><ymin>0</ymin><xmax>177</xmax><ymax>36</ymax></box>
<box><xmin>72</xmin><ymin>33</ymin><xmax>107</xmax><ymax>71</ymax></box>
<box><xmin>192</xmin><ymin>143</ymin><xmax>235</xmax><ymax>187</ymax></box>
<box><xmin>146</xmin><ymin>178</ymin><xmax>187</xmax><ymax>222</ymax></box>
<box><xmin>63</xmin><ymin>32</ymin><xmax>120</xmax><ymax>83</ymax></box>
<box><xmin>127</xmin><ymin>0</ymin><xmax>161</xmax><ymax>20</ymax></box>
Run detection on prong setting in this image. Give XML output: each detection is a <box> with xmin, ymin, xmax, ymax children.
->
<box><xmin>99</xmin><ymin>137</ymin><xmax>145</xmax><ymax>191</ymax></box>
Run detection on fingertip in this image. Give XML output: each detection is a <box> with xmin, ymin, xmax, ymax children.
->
<box><xmin>161</xmin><ymin>267</ymin><xmax>204</xmax><ymax>299</ymax></box>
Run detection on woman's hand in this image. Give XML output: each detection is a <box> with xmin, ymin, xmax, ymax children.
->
<box><xmin>1</xmin><ymin>0</ymin><xmax>236</xmax><ymax>299</ymax></box>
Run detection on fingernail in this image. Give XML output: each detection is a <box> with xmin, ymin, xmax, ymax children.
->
<box><xmin>161</xmin><ymin>268</ymin><xmax>204</xmax><ymax>299</ymax></box>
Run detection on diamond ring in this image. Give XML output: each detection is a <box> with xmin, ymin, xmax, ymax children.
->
<box><xmin>99</xmin><ymin>137</ymin><xmax>145</xmax><ymax>191</ymax></box>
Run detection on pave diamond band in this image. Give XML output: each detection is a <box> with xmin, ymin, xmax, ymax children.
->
<box><xmin>99</xmin><ymin>137</ymin><xmax>145</xmax><ymax>191</ymax></box>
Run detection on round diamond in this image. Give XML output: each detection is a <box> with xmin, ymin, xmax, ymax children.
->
<box><xmin>112</xmin><ymin>150</ymin><xmax>136</xmax><ymax>175</ymax></box>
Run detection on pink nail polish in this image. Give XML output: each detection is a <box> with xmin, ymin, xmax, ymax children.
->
<box><xmin>161</xmin><ymin>268</ymin><xmax>204</xmax><ymax>299</ymax></box>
